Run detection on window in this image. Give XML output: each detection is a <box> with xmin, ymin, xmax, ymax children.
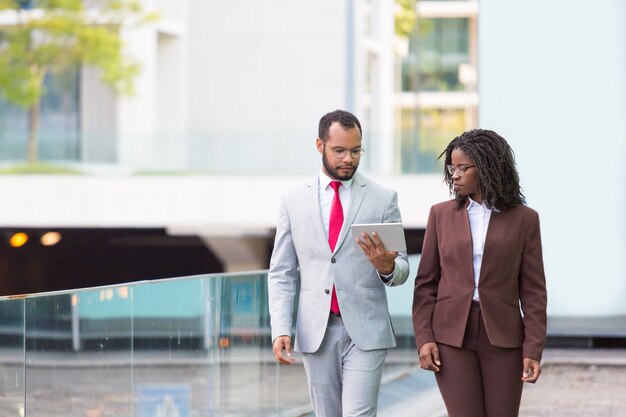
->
<box><xmin>0</xmin><ymin>67</ymin><xmax>81</xmax><ymax>161</ymax></box>
<box><xmin>400</xmin><ymin>108</ymin><xmax>469</xmax><ymax>173</ymax></box>
<box><xmin>395</xmin><ymin>2</ymin><xmax>478</xmax><ymax>174</ymax></box>
<box><xmin>402</xmin><ymin>18</ymin><xmax>470</xmax><ymax>92</ymax></box>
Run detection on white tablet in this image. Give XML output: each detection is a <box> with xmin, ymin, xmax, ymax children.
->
<box><xmin>350</xmin><ymin>222</ymin><xmax>407</xmax><ymax>252</ymax></box>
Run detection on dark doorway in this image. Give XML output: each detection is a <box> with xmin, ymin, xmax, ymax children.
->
<box><xmin>0</xmin><ymin>228</ymin><xmax>223</xmax><ymax>295</ymax></box>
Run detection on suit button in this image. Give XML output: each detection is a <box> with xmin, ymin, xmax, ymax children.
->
<box><xmin>324</xmin><ymin>289</ymin><xmax>330</xmax><ymax>294</ymax></box>
<box><xmin>331</xmin><ymin>258</ymin><xmax>336</xmax><ymax>263</ymax></box>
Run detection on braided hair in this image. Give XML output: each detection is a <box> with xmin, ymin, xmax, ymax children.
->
<box><xmin>439</xmin><ymin>129</ymin><xmax>525</xmax><ymax>210</ymax></box>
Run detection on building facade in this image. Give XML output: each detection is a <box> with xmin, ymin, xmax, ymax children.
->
<box><xmin>0</xmin><ymin>0</ymin><xmax>625</xmax><ymax>317</ymax></box>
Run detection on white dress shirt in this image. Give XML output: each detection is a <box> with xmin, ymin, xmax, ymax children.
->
<box><xmin>467</xmin><ymin>197</ymin><xmax>492</xmax><ymax>301</ymax></box>
<box><xmin>318</xmin><ymin>170</ymin><xmax>393</xmax><ymax>280</ymax></box>
<box><xmin>319</xmin><ymin>169</ymin><xmax>353</xmax><ymax>238</ymax></box>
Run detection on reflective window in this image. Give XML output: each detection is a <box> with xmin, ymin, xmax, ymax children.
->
<box><xmin>399</xmin><ymin>107</ymin><xmax>468</xmax><ymax>173</ymax></box>
<box><xmin>0</xmin><ymin>67</ymin><xmax>80</xmax><ymax>161</ymax></box>
<box><xmin>402</xmin><ymin>18</ymin><xmax>470</xmax><ymax>92</ymax></box>
<box><xmin>396</xmin><ymin>7</ymin><xmax>477</xmax><ymax>174</ymax></box>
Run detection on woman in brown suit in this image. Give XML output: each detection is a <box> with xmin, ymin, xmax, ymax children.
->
<box><xmin>412</xmin><ymin>129</ymin><xmax>547</xmax><ymax>417</ymax></box>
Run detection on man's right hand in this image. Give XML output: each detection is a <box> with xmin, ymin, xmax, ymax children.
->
<box><xmin>272</xmin><ymin>335</ymin><xmax>296</xmax><ymax>365</ymax></box>
<box><xmin>419</xmin><ymin>341</ymin><xmax>441</xmax><ymax>372</ymax></box>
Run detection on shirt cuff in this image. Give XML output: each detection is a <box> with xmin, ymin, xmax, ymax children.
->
<box><xmin>378</xmin><ymin>271</ymin><xmax>393</xmax><ymax>283</ymax></box>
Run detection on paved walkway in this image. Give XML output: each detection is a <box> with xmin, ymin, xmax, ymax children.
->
<box><xmin>287</xmin><ymin>348</ymin><xmax>626</xmax><ymax>417</ymax></box>
<box><xmin>2</xmin><ymin>347</ymin><xmax>625</xmax><ymax>416</ymax></box>
<box><xmin>374</xmin><ymin>348</ymin><xmax>626</xmax><ymax>417</ymax></box>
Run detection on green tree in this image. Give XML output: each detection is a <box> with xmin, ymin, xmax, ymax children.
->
<box><xmin>395</xmin><ymin>0</ymin><xmax>417</xmax><ymax>38</ymax></box>
<box><xmin>0</xmin><ymin>0</ymin><xmax>157</xmax><ymax>163</ymax></box>
<box><xmin>395</xmin><ymin>0</ymin><xmax>431</xmax><ymax>40</ymax></box>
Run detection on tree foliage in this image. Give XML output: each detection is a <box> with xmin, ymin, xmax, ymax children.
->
<box><xmin>0</xmin><ymin>0</ymin><xmax>157</xmax><ymax>162</ymax></box>
<box><xmin>395</xmin><ymin>0</ymin><xmax>417</xmax><ymax>38</ymax></box>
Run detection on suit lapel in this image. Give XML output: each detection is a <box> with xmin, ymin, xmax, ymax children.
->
<box><xmin>306</xmin><ymin>176</ymin><xmax>331</xmax><ymax>253</ymax></box>
<box><xmin>481</xmin><ymin>207</ymin><xmax>502</xmax><ymax>279</ymax></box>
<box><xmin>332</xmin><ymin>173</ymin><xmax>366</xmax><ymax>254</ymax></box>
<box><xmin>456</xmin><ymin>199</ymin><xmax>475</xmax><ymax>285</ymax></box>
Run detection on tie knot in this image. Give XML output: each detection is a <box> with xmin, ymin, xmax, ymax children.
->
<box><xmin>330</xmin><ymin>181</ymin><xmax>342</xmax><ymax>192</ymax></box>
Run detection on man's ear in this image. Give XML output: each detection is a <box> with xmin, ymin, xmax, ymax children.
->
<box><xmin>316</xmin><ymin>138</ymin><xmax>324</xmax><ymax>154</ymax></box>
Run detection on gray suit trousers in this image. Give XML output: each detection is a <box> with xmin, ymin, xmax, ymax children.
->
<box><xmin>301</xmin><ymin>314</ymin><xmax>387</xmax><ymax>417</ymax></box>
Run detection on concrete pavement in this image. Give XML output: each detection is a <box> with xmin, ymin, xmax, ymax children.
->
<box><xmin>374</xmin><ymin>348</ymin><xmax>626</xmax><ymax>417</ymax></box>
<box><xmin>2</xmin><ymin>346</ymin><xmax>625</xmax><ymax>416</ymax></box>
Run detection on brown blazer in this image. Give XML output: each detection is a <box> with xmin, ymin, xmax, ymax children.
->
<box><xmin>412</xmin><ymin>199</ymin><xmax>547</xmax><ymax>361</ymax></box>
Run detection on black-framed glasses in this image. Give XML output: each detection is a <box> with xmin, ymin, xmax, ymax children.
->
<box><xmin>446</xmin><ymin>164</ymin><xmax>476</xmax><ymax>176</ymax></box>
<box><xmin>325</xmin><ymin>144</ymin><xmax>365</xmax><ymax>159</ymax></box>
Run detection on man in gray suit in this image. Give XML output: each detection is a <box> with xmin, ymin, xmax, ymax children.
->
<box><xmin>268</xmin><ymin>109</ymin><xmax>410</xmax><ymax>417</ymax></box>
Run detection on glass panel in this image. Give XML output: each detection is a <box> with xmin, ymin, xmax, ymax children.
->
<box><xmin>38</xmin><ymin>66</ymin><xmax>81</xmax><ymax>160</ymax></box>
<box><xmin>0</xmin><ymin>98</ymin><xmax>28</xmax><ymax>161</ymax></box>
<box><xmin>0</xmin><ymin>67</ymin><xmax>80</xmax><ymax>162</ymax></box>
<box><xmin>132</xmin><ymin>277</ymin><xmax>211</xmax><ymax>417</ymax></box>
<box><xmin>24</xmin><ymin>290</ymin><xmax>133</xmax><ymax>417</ymax></box>
<box><xmin>77</xmin><ymin>287</ymin><xmax>133</xmax><ymax>416</ymax></box>
<box><xmin>217</xmin><ymin>273</ymin><xmax>282</xmax><ymax>416</ymax></box>
<box><xmin>1</xmin><ymin>272</ymin><xmax>335</xmax><ymax>416</ymax></box>
<box><xmin>0</xmin><ymin>298</ymin><xmax>25</xmax><ymax>417</ymax></box>
<box><xmin>402</xmin><ymin>18</ymin><xmax>470</xmax><ymax>92</ymax></box>
<box><xmin>400</xmin><ymin>107</ymin><xmax>467</xmax><ymax>173</ymax></box>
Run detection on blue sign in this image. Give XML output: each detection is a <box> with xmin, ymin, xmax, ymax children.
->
<box><xmin>135</xmin><ymin>384</ymin><xmax>190</xmax><ymax>417</ymax></box>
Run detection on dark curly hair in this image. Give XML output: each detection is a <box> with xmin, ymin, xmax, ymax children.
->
<box><xmin>318</xmin><ymin>109</ymin><xmax>362</xmax><ymax>141</ymax></box>
<box><xmin>439</xmin><ymin>129</ymin><xmax>525</xmax><ymax>210</ymax></box>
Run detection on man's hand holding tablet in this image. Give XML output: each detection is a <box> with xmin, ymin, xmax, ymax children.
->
<box><xmin>351</xmin><ymin>223</ymin><xmax>407</xmax><ymax>252</ymax></box>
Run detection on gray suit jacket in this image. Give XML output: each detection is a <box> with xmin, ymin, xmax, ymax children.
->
<box><xmin>268</xmin><ymin>172</ymin><xmax>410</xmax><ymax>353</ymax></box>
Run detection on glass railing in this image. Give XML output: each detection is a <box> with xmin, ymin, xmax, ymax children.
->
<box><xmin>0</xmin><ymin>272</ymin><xmax>310</xmax><ymax>417</ymax></box>
<box><xmin>0</xmin><ymin>271</ymin><xmax>420</xmax><ymax>417</ymax></box>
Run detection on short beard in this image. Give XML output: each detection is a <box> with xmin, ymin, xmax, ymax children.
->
<box><xmin>322</xmin><ymin>151</ymin><xmax>357</xmax><ymax>181</ymax></box>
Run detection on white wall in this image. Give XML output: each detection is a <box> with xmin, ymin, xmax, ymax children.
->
<box><xmin>0</xmin><ymin>174</ymin><xmax>446</xmax><ymax>230</ymax></box>
<box><xmin>479</xmin><ymin>0</ymin><xmax>626</xmax><ymax>316</ymax></box>
<box><xmin>79</xmin><ymin>0</ymin><xmax>189</xmax><ymax>169</ymax></box>
<box><xmin>154</xmin><ymin>30</ymin><xmax>189</xmax><ymax>171</ymax></box>
<box><xmin>79</xmin><ymin>0</ymin><xmax>394</xmax><ymax>174</ymax></box>
<box><xmin>80</xmin><ymin>66</ymin><xmax>117</xmax><ymax>162</ymax></box>
<box><xmin>186</xmin><ymin>0</ymin><xmax>351</xmax><ymax>174</ymax></box>
<box><xmin>116</xmin><ymin>1</ymin><xmax>158</xmax><ymax>169</ymax></box>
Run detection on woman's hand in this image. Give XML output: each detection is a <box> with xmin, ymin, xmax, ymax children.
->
<box><xmin>521</xmin><ymin>357</ymin><xmax>541</xmax><ymax>383</ymax></box>
<box><xmin>419</xmin><ymin>341</ymin><xmax>441</xmax><ymax>372</ymax></box>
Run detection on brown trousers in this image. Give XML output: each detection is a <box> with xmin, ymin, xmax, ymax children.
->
<box><xmin>435</xmin><ymin>302</ymin><xmax>524</xmax><ymax>417</ymax></box>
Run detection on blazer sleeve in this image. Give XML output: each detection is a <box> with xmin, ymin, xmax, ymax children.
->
<box><xmin>380</xmin><ymin>191</ymin><xmax>410</xmax><ymax>287</ymax></box>
<box><xmin>519</xmin><ymin>210</ymin><xmax>548</xmax><ymax>362</ymax></box>
<box><xmin>267</xmin><ymin>194</ymin><xmax>300</xmax><ymax>342</ymax></box>
<box><xmin>412</xmin><ymin>206</ymin><xmax>440</xmax><ymax>349</ymax></box>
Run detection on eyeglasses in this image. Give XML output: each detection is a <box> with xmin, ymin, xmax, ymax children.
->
<box><xmin>446</xmin><ymin>164</ymin><xmax>476</xmax><ymax>176</ymax></box>
<box><xmin>325</xmin><ymin>144</ymin><xmax>365</xmax><ymax>159</ymax></box>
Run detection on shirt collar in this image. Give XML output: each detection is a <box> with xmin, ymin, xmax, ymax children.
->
<box><xmin>319</xmin><ymin>169</ymin><xmax>354</xmax><ymax>191</ymax></box>
<box><xmin>467</xmin><ymin>196</ymin><xmax>499</xmax><ymax>213</ymax></box>
<box><xmin>467</xmin><ymin>196</ymin><xmax>484</xmax><ymax>212</ymax></box>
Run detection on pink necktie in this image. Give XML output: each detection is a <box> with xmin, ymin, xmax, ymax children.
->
<box><xmin>328</xmin><ymin>181</ymin><xmax>343</xmax><ymax>315</ymax></box>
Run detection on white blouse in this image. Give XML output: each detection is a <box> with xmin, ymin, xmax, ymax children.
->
<box><xmin>467</xmin><ymin>197</ymin><xmax>492</xmax><ymax>301</ymax></box>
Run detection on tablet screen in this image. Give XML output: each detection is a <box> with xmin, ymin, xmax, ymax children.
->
<box><xmin>350</xmin><ymin>222</ymin><xmax>407</xmax><ymax>252</ymax></box>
